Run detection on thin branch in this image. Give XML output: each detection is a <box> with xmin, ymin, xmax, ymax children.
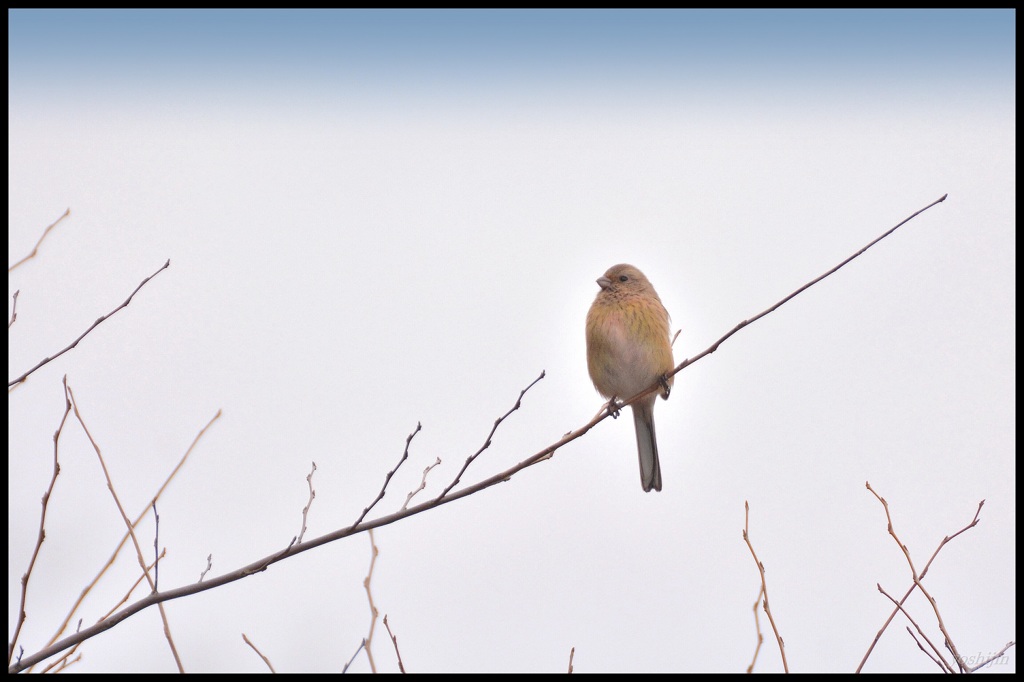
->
<box><xmin>152</xmin><ymin>504</ymin><xmax>161</xmax><ymax>592</ymax></box>
<box><xmin>877</xmin><ymin>583</ymin><xmax>954</xmax><ymax>672</ymax></box>
<box><xmin>342</xmin><ymin>640</ymin><xmax>366</xmax><ymax>673</ymax></box>
<box><xmin>352</xmin><ymin>423</ymin><xmax>421</xmax><ymax>529</ymax></box>
<box><xmin>904</xmin><ymin>626</ymin><xmax>947</xmax><ymax>673</ymax></box>
<box><xmin>42</xmin><ymin>409</ymin><xmax>220</xmax><ymax>654</ymax></box>
<box><xmin>298</xmin><ymin>462</ymin><xmax>317</xmax><ymax>543</ymax></box>
<box><xmin>742</xmin><ymin>501</ymin><xmax>788</xmax><ymax>673</ymax></box>
<box><xmin>616</xmin><ymin>194</ymin><xmax>949</xmax><ymax>415</ymax></box>
<box><xmin>198</xmin><ymin>555</ymin><xmax>213</xmax><ymax>582</ymax></box>
<box><xmin>9</xmin><ymin>207</ymin><xmax>71</xmax><ymax>272</ymax></box>
<box><xmin>363</xmin><ymin>529</ymin><xmax>380</xmax><ymax>673</ymax></box>
<box><xmin>8</xmin><ymin>259</ymin><xmax>171</xmax><ymax>388</ymax></box>
<box><xmin>857</xmin><ymin>499</ymin><xmax>983</xmax><ymax>672</ymax></box>
<box><xmin>7</xmin><ymin>377</ymin><xmax>72</xmax><ymax>667</ymax></box>
<box><xmin>8</xmin><ymin>290</ymin><xmax>19</xmax><ymax>329</ymax></box>
<box><xmin>242</xmin><ymin>633</ymin><xmax>276</xmax><ymax>673</ymax></box>
<box><xmin>383</xmin><ymin>615</ymin><xmax>406</xmax><ymax>673</ymax></box>
<box><xmin>437</xmin><ymin>371</ymin><xmax>545</xmax><ymax>500</ymax></box>
<box><xmin>568</xmin><ymin>646</ymin><xmax>575</xmax><ymax>674</ymax></box>
<box><xmin>746</xmin><ymin>584</ymin><xmax>765</xmax><ymax>673</ymax></box>
<box><xmin>865</xmin><ymin>482</ymin><xmax>964</xmax><ymax>671</ymax></box>
<box><xmin>68</xmin><ymin>384</ymin><xmax>185</xmax><ymax>673</ymax></box>
<box><xmin>41</xmin><ymin>550</ymin><xmax>165</xmax><ymax>674</ymax></box>
<box><xmin>402</xmin><ymin>457</ymin><xmax>441</xmax><ymax>511</ymax></box>
<box><xmin>961</xmin><ymin>641</ymin><xmax>1015</xmax><ymax>673</ymax></box>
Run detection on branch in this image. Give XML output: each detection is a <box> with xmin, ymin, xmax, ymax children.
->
<box><xmin>864</xmin><ymin>482</ymin><xmax>964</xmax><ymax>671</ymax></box>
<box><xmin>383</xmin><ymin>615</ymin><xmax>406</xmax><ymax>673</ymax></box>
<box><xmin>876</xmin><ymin>583</ymin><xmax>954</xmax><ymax>672</ymax></box>
<box><xmin>857</xmin><ymin>498</ymin><xmax>983</xmax><ymax>672</ymax></box>
<box><xmin>8</xmin><ymin>259</ymin><xmax>171</xmax><ymax>388</ymax></box>
<box><xmin>7</xmin><ymin>377</ymin><xmax>72</xmax><ymax>667</ymax></box>
<box><xmin>8</xmin><ymin>208</ymin><xmax>71</xmax><ymax>273</ymax></box>
<box><xmin>617</xmin><ymin>194</ymin><xmax>948</xmax><ymax>413</ymax></box>
<box><xmin>742</xmin><ymin>501</ymin><xmax>788</xmax><ymax>672</ymax></box>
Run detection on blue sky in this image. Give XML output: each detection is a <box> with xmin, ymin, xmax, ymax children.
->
<box><xmin>9</xmin><ymin>9</ymin><xmax>1015</xmax><ymax>101</ymax></box>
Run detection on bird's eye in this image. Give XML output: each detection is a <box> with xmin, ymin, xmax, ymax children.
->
<box><xmin>619</xmin><ymin>275</ymin><xmax>629</xmax><ymax>282</ymax></box>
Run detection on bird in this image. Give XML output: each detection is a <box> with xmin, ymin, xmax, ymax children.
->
<box><xmin>585</xmin><ymin>264</ymin><xmax>675</xmax><ymax>492</ymax></box>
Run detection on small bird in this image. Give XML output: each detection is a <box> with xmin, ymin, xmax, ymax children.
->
<box><xmin>586</xmin><ymin>264</ymin><xmax>675</xmax><ymax>492</ymax></box>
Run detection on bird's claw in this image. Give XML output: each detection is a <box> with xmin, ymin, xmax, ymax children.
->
<box><xmin>606</xmin><ymin>398</ymin><xmax>622</xmax><ymax>419</ymax></box>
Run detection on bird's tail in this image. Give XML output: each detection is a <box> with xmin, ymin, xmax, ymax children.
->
<box><xmin>632</xmin><ymin>402</ymin><xmax>663</xmax><ymax>492</ymax></box>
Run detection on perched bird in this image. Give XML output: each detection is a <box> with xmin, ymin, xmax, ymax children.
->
<box><xmin>586</xmin><ymin>264</ymin><xmax>675</xmax><ymax>492</ymax></box>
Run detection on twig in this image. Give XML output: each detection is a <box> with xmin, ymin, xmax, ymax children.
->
<box><xmin>41</xmin><ymin>409</ymin><xmax>220</xmax><ymax>655</ymax></box>
<box><xmin>904</xmin><ymin>626</ymin><xmax>947</xmax><ymax>673</ymax></box>
<box><xmin>242</xmin><ymin>633</ymin><xmax>276</xmax><ymax>673</ymax></box>
<box><xmin>68</xmin><ymin>383</ymin><xmax>185</xmax><ymax>672</ymax></box>
<box><xmin>152</xmin><ymin>504</ymin><xmax>160</xmax><ymax>592</ymax></box>
<box><xmin>746</xmin><ymin>585</ymin><xmax>765</xmax><ymax>673</ymax></box>
<box><xmin>298</xmin><ymin>462</ymin><xmax>317</xmax><ymax>543</ymax></box>
<box><xmin>865</xmin><ymin>482</ymin><xmax>964</xmax><ymax>671</ymax></box>
<box><xmin>403</xmin><ymin>457</ymin><xmax>441</xmax><ymax>511</ymax></box>
<box><xmin>352</xmin><ymin>423</ymin><xmax>421</xmax><ymax>529</ymax></box>
<box><xmin>383</xmin><ymin>615</ymin><xmax>406</xmax><ymax>673</ymax></box>
<box><xmin>9</xmin><ymin>207</ymin><xmax>71</xmax><ymax>272</ymax></box>
<box><xmin>363</xmin><ymin>529</ymin><xmax>380</xmax><ymax>673</ymax></box>
<box><xmin>198</xmin><ymin>555</ymin><xmax>213</xmax><ymax>582</ymax></box>
<box><xmin>961</xmin><ymin>641</ymin><xmax>1015</xmax><ymax>673</ymax></box>
<box><xmin>8</xmin><ymin>259</ymin><xmax>171</xmax><ymax>388</ymax></box>
<box><xmin>342</xmin><ymin>640</ymin><xmax>366</xmax><ymax>673</ymax></box>
<box><xmin>8</xmin><ymin>290</ymin><xmax>19</xmax><ymax>329</ymax></box>
<box><xmin>41</xmin><ymin>550</ymin><xmax>166</xmax><ymax>674</ymax></box>
<box><xmin>7</xmin><ymin>377</ymin><xmax>72</xmax><ymax>667</ymax></box>
<box><xmin>742</xmin><ymin>502</ymin><xmax>788</xmax><ymax>672</ymax></box>
<box><xmin>437</xmin><ymin>372</ymin><xmax>545</xmax><ymax>500</ymax></box>
<box><xmin>876</xmin><ymin>583</ymin><xmax>954</xmax><ymax>672</ymax></box>
<box><xmin>619</xmin><ymin>194</ymin><xmax>949</xmax><ymax>414</ymax></box>
<box><xmin>568</xmin><ymin>646</ymin><xmax>575</xmax><ymax>674</ymax></box>
<box><xmin>857</xmin><ymin>499</ymin><xmax>983</xmax><ymax>672</ymax></box>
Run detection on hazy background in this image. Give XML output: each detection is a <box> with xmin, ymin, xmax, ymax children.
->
<box><xmin>8</xmin><ymin>9</ymin><xmax>1015</xmax><ymax>673</ymax></box>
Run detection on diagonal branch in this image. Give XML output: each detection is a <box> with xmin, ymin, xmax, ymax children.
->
<box><xmin>8</xmin><ymin>259</ymin><xmax>171</xmax><ymax>388</ymax></box>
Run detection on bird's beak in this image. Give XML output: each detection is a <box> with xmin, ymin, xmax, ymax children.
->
<box><xmin>596</xmin><ymin>276</ymin><xmax>612</xmax><ymax>290</ymax></box>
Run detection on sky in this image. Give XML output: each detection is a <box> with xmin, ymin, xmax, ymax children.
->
<box><xmin>8</xmin><ymin>9</ymin><xmax>1016</xmax><ymax>673</ymax></box>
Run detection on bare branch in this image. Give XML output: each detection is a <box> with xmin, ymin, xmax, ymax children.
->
<box><xmin>298</xmin><ymin>462</ymin><xmax>317</xmax><ymax>543</ymax></box>
<box><xmin>746</xmin><ymin>585</ymin><xmax>765</xmax><ymax>673</ymax></box>
<box><xmin>68</xmin><ymin>383</ymin><xmax>185</xmax><ymax>672</ymax></box>
<box><xmin>438</xmin><ymin>371</ymin><xmax>545</xmax><ymax>500</ymax></box>
<box><xmin>8</xmin><ymin>259</ymin><xmax>171</xmax><ymax>388</ymax></box>
<box><xmin>42</xmin><ymin>409</ymin><xmax>220</xmax><ymax>655</ymax></box>
<box><xmin>742</xmin><ymin>501</ymin><xmax>788</xmax><ymax>673</ymax></box>
<box><xmin>363</xmin><ymin>529</ymin><xmax>380</xmax><ymax>673</ymax></box>
<box><xmin>876</xmin><ymin>583</ymin><xmax>954</xmax><ymax>672</ymax></box>
<box><xmin>9</xmin><ymin>208</ymin><xmax>71</xmax><ymax>273</ymax></box>
<box><xmin>7</xmin><ymin>377</ymin><xmax>72</xmax><ymax>667</ymax></box>
<box><xmin>617</xmin><ymin>194</ymin><xmax>949</xmax><ymax>414</ymax></box>
<box><xmin>8</xmin><ymin>290</ymin><xmax>19</xmax><ymax>329</ymax></box>
<box><xmin>403</xmin><ymin>457</ymin><xmax>442</xmax><ymax>511</ymax></box>
<box><xmin>242</xmin><ymin>633</ymin><xmax>276</xmax><ymax>673</ymax></box>
<box><xmin>352</xmin><ymin>423</ymin><xmax>422</xmax><ymax>529</ymax></box>
<box><xmin>857</xmin><ymin>498</ymin><xmax>984</xmax><ymax>672</ymax></box>
<box><xmin>864</xmin><ymin>482</ymin><xmax>964</xmax><ymax>671</ymax></box>
<box><xmin>383</xmin><ymin>615</ymin><xmax>406</xmax><ymax>673</ymax></box>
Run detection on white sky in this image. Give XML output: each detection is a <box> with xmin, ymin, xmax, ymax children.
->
<box><xmin>8</xmin><ymin>9</ymin><xmax>1015</xmax><ymax>673</ymax></box>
